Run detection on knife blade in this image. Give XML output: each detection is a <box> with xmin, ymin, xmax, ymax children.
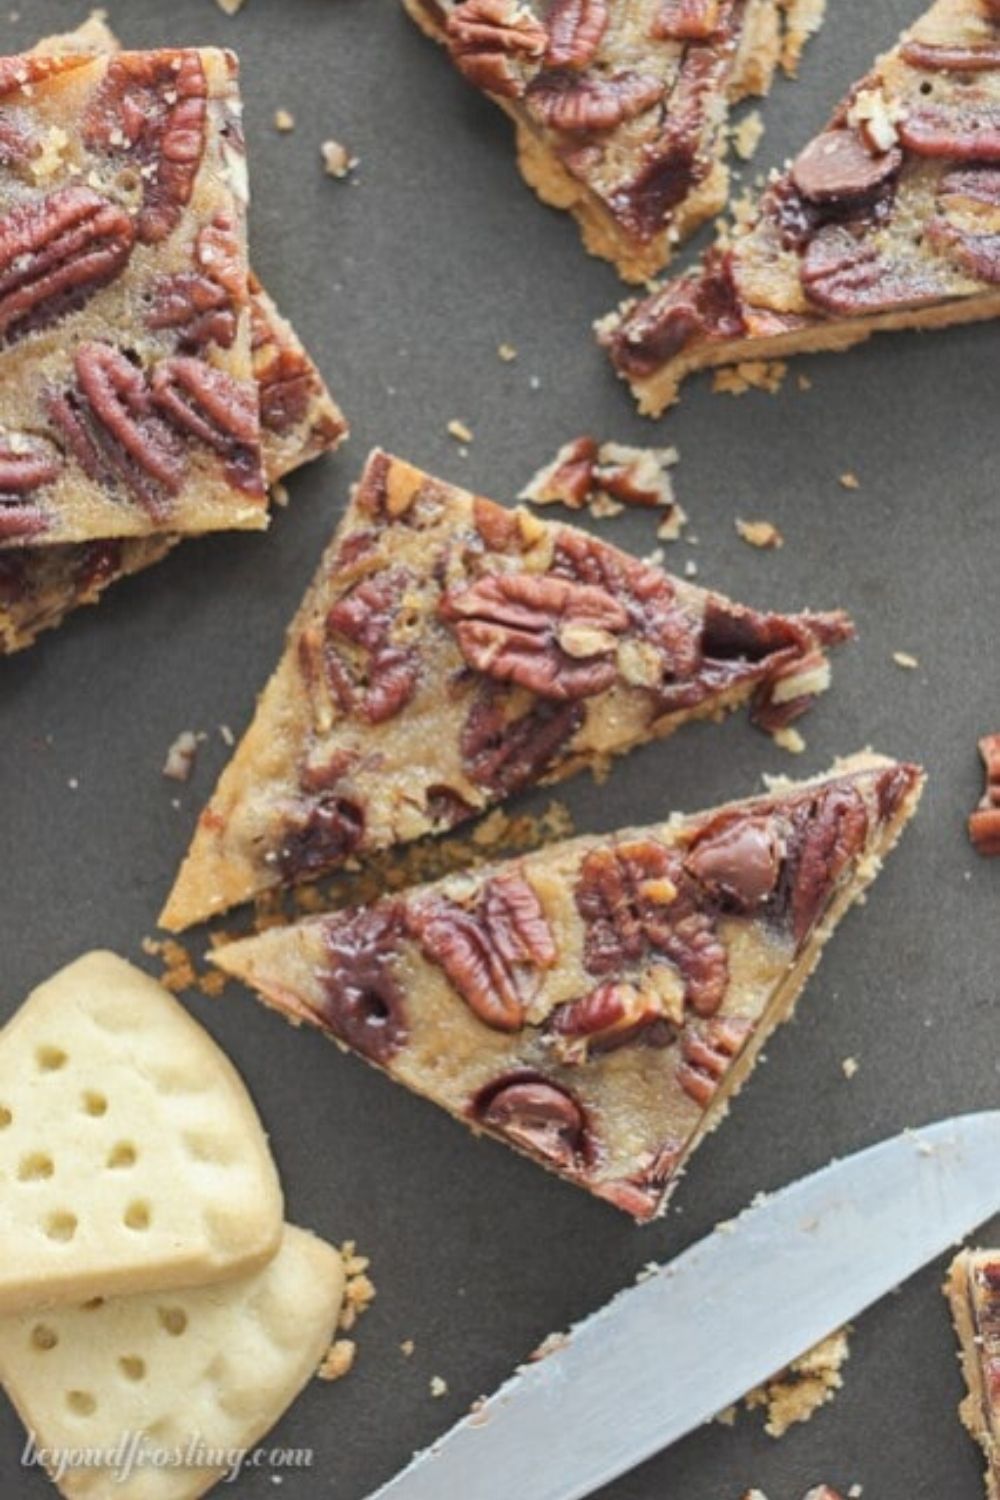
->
<box><xmin>368</xmin><ymin>1112</ymin><xmax>1000</xmax><ymax>1500</ymax></box>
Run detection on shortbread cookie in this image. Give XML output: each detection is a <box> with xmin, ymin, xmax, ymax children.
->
<box><xmin>601</xmin><ymin>0</ymin><xmax>1000</xmax><ymax>412</ymax></box>
<box><xmin>0</xmin><ymin>42</ymin><xmax>265</xmax><ymax>545</ymax></box>
<box><xmin>160</xmin><ymin>448</ymin><xmax>853</xmax><ymax>931</ymax></box>
<box><xmin>213</xmin><ymin>753</ymin><xmax>922</xmax><ymax>1220</ymax></box>
<box><xmin>0</xmin><ymin>1224</ymin><xmax>345</xmax><ymax>1500</ymax></box>
<box><xmin>403</xmin><ymin>0</ymin><xmax>824</xmax><ymax>283</ymax></box>
<box><xmin>0</xmin><ymin>952</ymin><xmax>282</xmax><ymax>1313</ymax></box>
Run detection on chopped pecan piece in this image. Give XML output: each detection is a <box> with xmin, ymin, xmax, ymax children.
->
<box><xmin>279</xmin><ymin>795</ymin><xmax>364</xmax><ymax>880</ymax></box>
<box><xmin>544</xmin><ymin>0</ymin><xmax>608</xmax><ymax>68</ymax></box>
<box><xmin>472</xmin><ymin>1073</ymin><xmax>589</xmax><ymax>1167</ymax></box>
<box><xmin>898</xmin><ymin>103</ymin><xmax>1000</xmax><ymax>161</ymax></box>
<box><xmin>576</xmin><ymin>838</ymin><xmax>729</xmax><ymax>1016</ymax></box>
<box><xmin>145</xmin><ymin>215</ymin><xmax>243</xmax><ymax>352</ymax></box>
<box><xmin>602</xmin><ymin>252</ymin><xmax>745</xmax><ymax>378</ymax></box>
<box><xmin>519</xmin><ymin>436</ymin><xmax>599</xmax><ymax>509</ymax></box>
<box><xmin>84</xmin><ymin>50</ymin><xmax>210</xmax><ymax>244</ymax></box>
<box><xmin>790</xmin><ymin>128</ymin><xmax>901</xmax><ymax>205</ymax></box>
<box><xmin>460</xmin><ymin>689</ymin><xmax>584</xmax><ymax>796</ymax></box>
<box><xmin>651</xmin><ymin>0</ymin><xmax>723</xmax><ymax>39</ymax></box>
<box><xmin>547</xmin><ymin>977</ymin><xmax>676</xmax><ymax>1063</ymax></box>
<box><xmin>46</xmin><ymin>342</ymin><xmax>185</xmax><ymax>516</ymax></box>
<box><xmin>0</xmin><ymin>435</ymin><xmax>60</xmax><ymax>535</ymax></box>
<box><xmin>318</xmin><ymin>905</ymin><xmax>408</xmax><ymax>1063</ymax></box>
<box><xmin>445</xmin><ymin>0</ymin><xmax>548</xmax><ymax>98</ymax></box>
<box><xmin>676</xmin><ymin>1015</ymin><xmax>752</xmax><ymax>1106</ymax></box>
<box><xmin>0</xmin><ymin>186</ymin><xmax>134</xmax><ymax>345</ymax></box>
<box><xmin>407</xmin><ymin>872</ymin><xmax>555</xmax><ymax>1031</ymax></box>
<box><xmin>969</xmin><ymin>732</ymin><xmax>1000</xmax><ymax>855</ymax></box>
<box><xmin>592</xmin><ymin>1140</ymin><xmax>683</xmax><ymax>1218</ymax></box>
<box><xmin>526</xmin><ymin>69</ymin><xmax>662</xmax><ymax>134</ymax></box>
<box><xmin>325</xmin><ymin>568</ymin><xmax>421</xmax><ymax>725</ymax></box>
<box><xmin>440</xmin><ymin>571</ymin><xmax>630</xmax><ymax>700</ymax></box>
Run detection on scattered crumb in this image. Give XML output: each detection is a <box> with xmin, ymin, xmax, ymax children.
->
<box><xmin>520</xmin><ymin>438</ymin><xmax>684</xmax><ymax>536</ymax></box>
<box><xmin>318</xmin><ymin>1340</ymin><xmax>356</xmax><ymax>1383</ymax></box>
<box><xmin>732</xmin><ymin>110</ymin><xmax>764</xmax><ymax>161</ymax></box>
<box><xmin>214</xmin><ymin>0</ymin><xmax>246</xmax><ymax>13</ymax></box>
<box><xmin>219</xmin><ymin>723</ymin><xmax>235</xmax><ymax>747</ymax></box>
<box><xmin>141</xmin><ymin>935</ymin><xmax>227</xmax><ymax>1000</ymax></box>
<box><xmin>892</xmin><ymin>651</ymin><xmax>919</xmax><ymax>670</ymax></box>
<box><xmin>842</xmin><ymin>1056</ymin><xmax>859</xmax><ymax>1080</ymax></box>
<box><xmin>497</xmin><ymin>342</ymin><xmax>518</xmax><ymax>362</ymax></box>
<box><xmin>684</xmin><ymin>559</ymin><xmax>698</xmax><ymax>579</ymax></box>
<box><xmin>716</xmin><ymin>1403</ymin><xmax>737</xmax><ymax>1426</ymax></box>
<box><xmin>338</xmin><ymin>1242</ymin><xmax>376</xmax><ymax>1333</ymax></box>
<box><xmin>67</xmin><ymin>776</ymin><xmax>79</xmax><ymax>791</ymax></box>
<box><xmin>839</xmin><ymin>471</ymin><xmax>860</xmax><ymax>491</ymax></box>
<box><xmin>772</xmin><ymin>726</ymin><xmax>806</xmax><ymax>755</ymax></box>
<box><xmin>273</xmin><ymin>108</ymin><xmax>295</xmax><ymax>133</ymax></box>
<box><xmin>528</xmin><ymin>1331</ymin><xmax>569</xmax><ymax>1362</ymax></box>
<box><xmin>162</xmin><ymin>729</ymin><xmax>199</xmax><ymax>783</ymax></box>
<box><xmin>780</xmin><ymin>0</ymin><xmax>827</xmax><ymax>76</ymax></box>
<box><xmin>430</xmin><ymin>1375</ymin><xmax>448</xmax><ymax>1398</ymax></box>
<box><xmin>271</xmin><ymin>480</ymin><xmax>290</xmax><ymax>508</ymax></box>
<box><xmin>447</xmin><ymin>418</ymin><xmax>474</xmax><ymax>443</ymax></box>
<box><xmin>743</xmin><ymin>1328</ymin><xmax>851</xmax><ymax>1437</ymax></box>
<box><xmin>321</xmin><ymin>138</ymin><xmax>358</xmax><ymax>178</ymax></box>
<box><xmin>400</xmin><ymin>1339</ymin><xmax>415</xmax><ymax>1358</ymax></box>
<box><xmin>736</xmin><ymin>518</ymin><xmax>784</xmax><ymax>550</ymax></box>
<box><xmin>712</xmin><ymin>360</ymin><xmax>787</xmax><ymax>397</ymax></box>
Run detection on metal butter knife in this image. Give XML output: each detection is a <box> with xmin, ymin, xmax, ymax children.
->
<box><xmin>368</xmin><ymin>1112</ymin><xmax>1000</xmax><ymax>1500</ymax></box>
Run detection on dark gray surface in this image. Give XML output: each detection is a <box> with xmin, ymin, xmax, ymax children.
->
<box><xmin>0</xmin><ymin>1</ymin><xmax>997</xmax><ymax>1496</ymax></box>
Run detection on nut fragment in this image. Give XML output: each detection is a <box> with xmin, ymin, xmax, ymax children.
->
<box><xmin>676</xmin><ymin>1015</ymin><xmax>752</xmax><ymax>1106</ymax></box>
<box><xmin>651</xmin><ymin>0</ymin><xmax>723</xmax><ymax>40</ymax></box>
<box><xmin>969</xmin><ymin>732</ymin><xmax>1000</xmax><ymax>856</ymax></box>
<box><xmin>445</xmin><ymin>0</ymin><xmax>548</xmax><ymax>98</ymax></box>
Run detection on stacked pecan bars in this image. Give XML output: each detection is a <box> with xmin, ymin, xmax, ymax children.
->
<box><xmin>0</xmin><ymin>18</ymin><xmax>346</xmax><ymax>652</ymax></box>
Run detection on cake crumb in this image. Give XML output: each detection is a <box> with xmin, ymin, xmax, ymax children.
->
<box><xmin>736</xmin><ymin>518</ymin><xmax>784</xmax><ymax>550</ymax></box>
<box><xmin>219</xmin><ymin>723</ymin><xmax>235</xmax><ymax>747</ymax></box>
<box><xmin>318</xmin><ymin>1340</ymin><xmax>356</xmax><ymax>1382</ymax></box>
<box><xmin>712</xmin><ymin>360</ymin><xmax>787</xmax><ymax>397</ymax></box>
<box><xmin>529</xmin><ymin>1331</ymin><xmax>569</xmax><ymax>1362</ymax></box>
<box><xmin>497</xmin><ymin>342</ymin><xmax>518</xmax><ymax>362</ymax></box>
<box><xmin>430</xmin><ymin>1375</ymin><xmax>448</xmax><ymax>1398</ymax></box>
<box><xmin>892</xmin><ymin>651</ymin><xmax>919</xmax><ymax>670</ymax></box>
<box><xmin>447</xmin><ymin>418</ymin><xmax>474</xmax><ymax>443</ymax></box>
<box><xmin>400</xmin><ymin>1339</ymin><xmax>415</xmax><ymax>1357</ymax></box>
<box><xmin>162</xmin><ymin>729</ymin><xmax>199</xmax><ymax>783</ymax></box>
<box><xmin>271</xmin><ymin>481</ymin><xmax>290</xmax><ymax>508</ymax></box>
<box><xmin>797</xmin><ymin>373</ymin><xmax>813</xmax><ymax>391</ymax></box>
<box><xmin>839</xmin><ymin>471</ymin><xmax>860</xmax><ymax>491</ymax></box>
<box><xmin>337</xmin><ymin>1244</ymin><xmax>376</xmax><ymax>1333</ymax></box>
<box><xmin>321</xmin><ymin>139</ymin><xmax>357</xmax><ymax>178</ymax></box>
<box><xmin>273</xmin><ymin>108</ymin><xmax>295</xmax><ymax>133</ymax></box>
<box><xmin>842</xmin><ymin>1056</ymin><xmax>859</xmax><ymax>1080</ymax></box>
<box><xmin>772</xmin><ymin>726</ymin><xmax>806</xmax><ymax>755</ymax></box>
<box><xmin>732</xmin><ymin>110</ymin><xmax>764</xmax><ymax>161</ymax></box>
<box><xmin>744</xmin><ymin>1327</ymin><xmax>850</xmax><ymax>1437</ymax></box>
<box><xmin>215</xmin><ymin>0</ymin><xmax>246</xmax><ymax>13</ymax></box>
<box><xmin>684</xmin><ymin>559</ymin><xmax>698</xmax><ymax>579</ymax></box>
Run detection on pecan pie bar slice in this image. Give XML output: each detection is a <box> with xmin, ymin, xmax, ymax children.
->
<box><xmin>947</xmin><ymin>1249</ymin><xmax>1000</xmax><ymax>1498</ymax></box>
<box><xmin>0</xmin><ymin>41</ymin><xmax>266</xmax><ymax>545</ymax></box>
<box><xmin>0</xmin><ymin>276</ymin><xmax>347</xmax><ymax>653</ymax></box>
<box><xmin>212</xmin><ymin>752</ymin><xmax>923</xmax><ymax>1221</ymax></box>
<box><xmin>160</xmin><ymin>449</ymin><xmax>853</xmax><ymax>931</ymax></box>
<box><xmin>403</xmin><ymin>0</ymin><xmax>822</xmax><ymax>284</ymax></box>
<box><xmin>601</xmin><ymin>0</ymin><xmax>1000</xmax><ymax>413</ymax></box>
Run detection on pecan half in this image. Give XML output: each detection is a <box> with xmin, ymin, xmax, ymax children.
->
<box><xmin>928</xmin><ymin>165</ymin><xmax>1000</xmax><ymax>283</ymax></box>
<box><xmin>151</xmin><ymin>356</ymin><xmax>262</xmax><ymax>494</ymax></box>
<box><xmin>278</xmin><ymin>795</ymin><xmax>365</xmax><ymax>880</ymax></box>
<box><xmin>526</xmin><ymin>69</ymin><xmax>662</xmax><ymax>134</ymax></box>
<box><xmin>47</xmin><ymin>343</ymin><xmax>185</xmax><ymax>516</ymax></box>
<box><xmin>317</xmin><ymin>905</ymin><xmax>408</xmax><ymax>1064</ymax></box>
<box><xmin>544</xmin><ymin>0</ymin><xmax>608</xmax><ymax>68</ymax></box>
<box><xmin>472</xmin><ymin>1073</ymin><xmax>589</xmax><ymax>1167</ymax></box>
<box><xmin>460</xmin><ymin>689</ymin><xmax>584</xmax><ymax>796</ymax></box>
<box><xmin>325</xmin><ymin>567</ymin><xmax>421</xmax><ymax>725</ymax></box>
<box><xmin>800</xmin><ymin>225</ymin><xmax>953</xmax><ymax>315</ymax></box>
<box><xmin>900</xmin><ymin>39</ymin><xmax>1000</xmax><ymax>70</ymax></box>
<box><xmin>898</xmin><ymin>104</ymin><xmax>1000</xmax><ymax>161</ymax></box>
<box><xmin>0</xmin><ymin>186</ymin><xmax>134</xmax><ymax>345</ymax></box>
<box><xmin>84</xmin><ymin>51</ymin><xmax>209</xmax><ymax>244</ymax></box>
<box><xmin>407</xmin><ymin>872</ymin><xmax>555</xmax><ymax>1030</ymax></box>
<box><xmin>576</xmin><ymin>838</ymin><xmax>729</xmax><ymax>1016</ymax></box>
<box><xmin>441</xmin><ymin>571</ymin><xmax>629</xmax><ymax>700</ymax></box>
<box><xmin>676</xmin><ymin>1016</ymin><xmax>752</xmax><ymax>1106</ymax></box>
<box><xmin>445</xmin><ymin>0</ymin><xmax>548</xmax><ymax>98</ymax></box>
<box><xmin>651</xmin><ymin>0</ymin><xmax>723</xmax><ymax>39</ymax></box>
<box><xmin>780</xmin><ymin>782</ymin><xmax>869</xmax><ymax>944</ymax></box>
<box><xmin>790</xmin><ymin>128</ymin><xmax>901</xmax><ymax>205</ymax></box>
<box><xmin>145</xmin><ymin>216</ymin><xmax>243</xmax><ymax>352</ymax></box>
<box><xmin>969</xmin><ymin>733</ymin><xmax>1000</xmax><ymax>855</ymax></box>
